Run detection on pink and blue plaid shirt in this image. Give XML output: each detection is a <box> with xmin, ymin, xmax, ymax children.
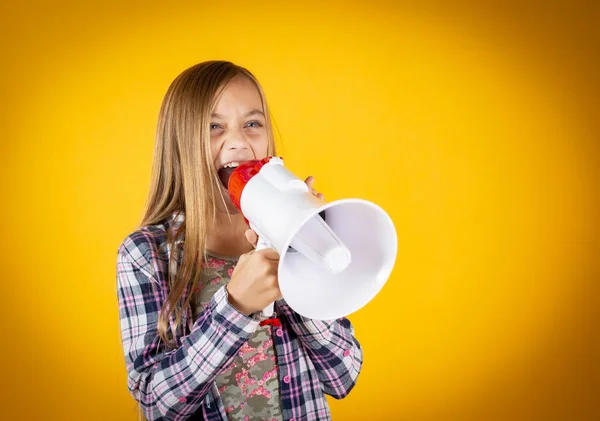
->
<box><xmin>116</xmin><ymin>213</ymin><xmax>363</xmax><ymax>420</ymax></box>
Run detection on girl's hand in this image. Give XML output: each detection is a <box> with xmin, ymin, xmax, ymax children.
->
<box><xmin>226</xmin><ymin>244</ymin><xmax>281</xmax><ymax>316</ymax></box>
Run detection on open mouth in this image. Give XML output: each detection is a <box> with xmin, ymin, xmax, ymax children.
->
<box><xmin>217</xmin><ymin>161</ymin><xmax>243</xmax><ymax>189</ymax></box>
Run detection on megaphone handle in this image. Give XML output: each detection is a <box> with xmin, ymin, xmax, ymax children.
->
<box><xmin>255</xmin><ymin>235</ymin><xmax>271</xmax><ymax>251</ymax></box>
<box><xmin>254</xmin><ymin>234</ymin><xmax>275</xmax><ymax>318</ymax></box>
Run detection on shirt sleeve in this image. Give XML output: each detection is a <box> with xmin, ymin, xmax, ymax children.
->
<box><xmin>116</xmin><ymin>238</ymin><xmax>259</xmax><ymax>420</ymax></box>
<box><xmin>276</xmin><ymin>300</ymin><xmax>363</xmax><ymax>399</ymax></box>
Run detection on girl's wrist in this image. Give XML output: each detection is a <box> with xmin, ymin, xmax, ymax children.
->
<box><xmin>225</xmin><ymin>285</ymin><xmax>252</xmax><ymax>316</ymax></box>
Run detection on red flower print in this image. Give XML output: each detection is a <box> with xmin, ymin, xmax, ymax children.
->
<box><xmin>205</xmin><ymin>257</ymin><xmax>226</xmax><ymax>269</ymax></box>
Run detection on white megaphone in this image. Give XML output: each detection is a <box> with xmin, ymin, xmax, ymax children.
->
<box><xmin>226</xmin><ymin>156</ymin><xmax>397</xmax><ymax>320</ymax></box>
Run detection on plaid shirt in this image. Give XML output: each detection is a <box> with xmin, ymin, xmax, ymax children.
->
<box><xmin>116</xmin><ymin>214</ymin><xmax>363</xmax><ymax>421</ymax></box>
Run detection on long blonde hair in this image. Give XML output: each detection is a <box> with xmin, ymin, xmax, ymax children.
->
<box><xmin>141</xmin><ymin>61</ymin><xmax>276</xmax><ymax>347</ymax></box>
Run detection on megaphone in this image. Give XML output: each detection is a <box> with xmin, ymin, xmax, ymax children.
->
<box><xmin>226</xmin><ymin>156</ymin><xmax>397</xmax><ymax>320</ymax></box>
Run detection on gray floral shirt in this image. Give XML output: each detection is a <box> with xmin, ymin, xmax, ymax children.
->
<box><xmin>191</xmin><ymin>252</ymin><xmax>283</xmax><ymax>421</ymax></box>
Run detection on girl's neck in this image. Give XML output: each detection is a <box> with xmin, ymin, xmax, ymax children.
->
<box><xmin>205</xmin><ymin>212</ymin><xmax>253</xmax><ymax>258</ymax></box>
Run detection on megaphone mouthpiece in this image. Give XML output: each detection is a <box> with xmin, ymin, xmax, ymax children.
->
<box><xmin>227</xmin><ymin>157</ymin><xmax>274</xmax><ymax>212</ymax></box>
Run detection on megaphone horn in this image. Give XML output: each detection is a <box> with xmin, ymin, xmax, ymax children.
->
<box><xmin>227</xmin><ymin>156</ymin><xmax>397</xmax><ymax>320</ymax></box>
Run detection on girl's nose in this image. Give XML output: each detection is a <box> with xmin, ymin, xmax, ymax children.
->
<box><xmin>224</xmin><ymin>129</ymin><xmax>250</xmax><ymax>150</ymax></box>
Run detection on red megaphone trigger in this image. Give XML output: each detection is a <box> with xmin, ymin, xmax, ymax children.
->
<box><xmin>227</xmin><ymin>156</ymin><xmax>275</xmax><ymax>214</ymax></box>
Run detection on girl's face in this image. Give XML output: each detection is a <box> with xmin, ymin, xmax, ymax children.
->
<box><xmin>210</xmin><ymin>76</ymin><xmax>269</xmax><ymax>211</ymax></box>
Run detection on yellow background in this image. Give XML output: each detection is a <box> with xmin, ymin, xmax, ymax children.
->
<box><xmin>1</xmin><ymin>1</ymin><xmax>598</xmax><ymax>420</ymax></box>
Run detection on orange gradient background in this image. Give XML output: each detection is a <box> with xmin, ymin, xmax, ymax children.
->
<box><xmin>1</xmin><ymin>1</ymin><xmax>598</xmax><ymax>420</ymax></box>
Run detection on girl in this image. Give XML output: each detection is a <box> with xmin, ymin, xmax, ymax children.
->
<box><xmin>116</xmin><ymin>61</ymin><xmax>363</xmax><ymax>421</ymax></box>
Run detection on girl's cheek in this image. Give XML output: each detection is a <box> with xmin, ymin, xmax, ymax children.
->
<box><xmin>210</xmin><ymin>142</ymin><xmax>221</xmax><ymax>161</ymax></box>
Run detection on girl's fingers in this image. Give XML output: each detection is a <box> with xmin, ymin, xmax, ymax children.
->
<box><xmin>245</xmin><ymin>229</ymin><xmax>259</xmax><ymax>249</ymax></box>
<box><xmin>304</xmin><ymin>176</ymin><xmax>324</xmax><ymax>200</ymax></box>
<box><xmin>304</xmin><ymin>176</ymin><xmax>315</xmax><ymax>189</ymax></box>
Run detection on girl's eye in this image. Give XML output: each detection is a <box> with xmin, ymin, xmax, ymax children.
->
<box><xmin>246</xmin><ymin>121</ymin><xmax>263</xmax><ymax>128</ymax></box>
<box><xmin>209</xmin><ymin>123</ymin><xmax>222</xmax><ymax>131</ymax></box>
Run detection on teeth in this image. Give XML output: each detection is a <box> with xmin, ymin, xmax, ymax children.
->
<box><xmin>223</xmin><ymin>162</ymin><xmax>241</xmax><ymax>169</ymax></box>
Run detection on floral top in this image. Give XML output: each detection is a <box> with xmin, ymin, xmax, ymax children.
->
<box><xmin>192</xmin><ymin>253</ymin><xmax>283</xmax><ymax>421</ymax></box>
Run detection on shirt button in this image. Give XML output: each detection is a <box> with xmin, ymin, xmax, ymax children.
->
<box><xmin>343</xmin><ymin>349</ymin><xmax>351</xmax><ymax>357</ymax></box>
<box><xmin>283</xmin><ymin>375</ymin><xmax>291</xmax><ymax>384</ymax></box>
<box><xmin>276</xmin><ymin>328</ymin><xmax>283</xmax><ymax>337</ymax></box>
<box><xmin>178</xmin><ymin>397</ymin><xmax>187</xmax><ymax>403</ymax></box>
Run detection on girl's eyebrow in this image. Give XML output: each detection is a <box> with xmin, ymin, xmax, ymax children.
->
<box><xmin>210</xmin><ymin>109</ymin><xmax>265</xmax><ymax>119</ymax></box>
<box><xmin>243</xmin><ymin>109</ymin><xmax>265</xmax><ymax>118</ymax></box>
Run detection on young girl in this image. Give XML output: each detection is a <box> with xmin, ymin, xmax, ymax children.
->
<box><xmin>116</xmin><ymin>61</ymin><xmax>363</xmax><ymax>421</ymax></box>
